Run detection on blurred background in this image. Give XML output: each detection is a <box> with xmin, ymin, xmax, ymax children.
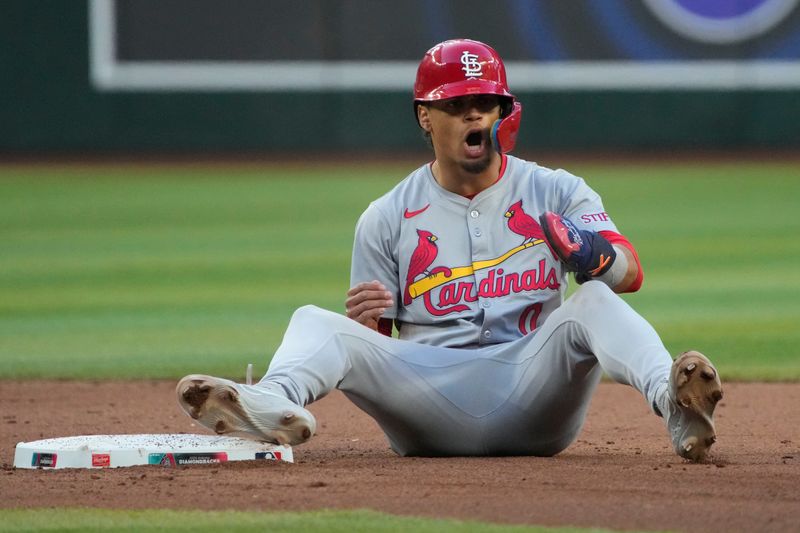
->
<box><xmin>2</xmin><ymin>1</ymin><xmax>799</xmax><ymax>381</ymax></box>
<box><xmin>3</xmin><ymin>0</ymin><xmax>800</xmax><ymax>155</ymax></box>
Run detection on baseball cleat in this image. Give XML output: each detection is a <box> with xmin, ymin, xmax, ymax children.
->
<box><xmin>664</xmin><ymin>351</ymin><xmax>723</xmax><ymax>462</ymax></box>
<box><xmin>176</xmin><ymin>374</ymin><xmax>316</xmax><ymax>446</ymax></box>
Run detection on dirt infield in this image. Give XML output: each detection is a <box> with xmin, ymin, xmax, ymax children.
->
<box><xmin>2</xmin><ymin>381</ymin><xmax>798</xmax><ymax>533</ymax></box>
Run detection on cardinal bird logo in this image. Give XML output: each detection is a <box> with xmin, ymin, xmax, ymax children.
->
<box><xmin>505</xmin><ymin>200</ymin><xmax>545</xmax><ymax>245</ymax></box>
<box><xmin>404</xmin><ymin>229</ymin><xmax>438</xmax><ymax>305</ymax></box>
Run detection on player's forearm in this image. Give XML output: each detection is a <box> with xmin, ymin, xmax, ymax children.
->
<box><xmin>609</xmin><ymin>245</ymin><xmax>640</xmax><ymax>293</ymax></box>
<box><xmin>598</xmin><ymin>230</ymin><xmax>643</xmax><ymax>293</ymax></box>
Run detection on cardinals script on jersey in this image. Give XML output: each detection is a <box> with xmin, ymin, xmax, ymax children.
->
<box><xmin>352</xmin><ymin>154</ymin><xmax>620</xmax><ymax>348</ymax></box>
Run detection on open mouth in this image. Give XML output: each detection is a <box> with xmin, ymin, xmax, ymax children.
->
<box><xmin>466</xmin><ymin>131</ymin><xmax>483</xmax><ymax>147</ymax></box>
<box><xmin>464</xmin><ymin>129</ymin><xmax>487</xmax><ymax>158</ymax></box>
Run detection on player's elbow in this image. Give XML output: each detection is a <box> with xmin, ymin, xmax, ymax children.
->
<box><xmin>614</xmin><ymin>270</ymin><xmax>643</xmax><ymax>293</ymax></box>
<box><xmin>612</xmin><ymin>246</ymin><xmax>643</xmax><ymax>293</ymax></box>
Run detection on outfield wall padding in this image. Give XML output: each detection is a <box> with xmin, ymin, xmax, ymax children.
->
<box><xmin>3</xmin><ymin>1</ymin><xmax>800</xmax><ymax>153</ymax></box>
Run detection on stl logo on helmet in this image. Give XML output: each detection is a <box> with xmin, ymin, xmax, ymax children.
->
<box><xmin>460</xmin><ymin>51</ymin><xmax>482</xmax><ymax>78</ymax></box>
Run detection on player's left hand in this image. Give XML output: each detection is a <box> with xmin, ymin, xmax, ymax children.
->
<box><xmin>345</xmin><ymin>280</ymin><xmax>394</xmax><ymax>331</ymax></box>
<box><xmin>539</xmin><ymin>212</ymin><xmax>616</xmax><ymax>283</ymax></box>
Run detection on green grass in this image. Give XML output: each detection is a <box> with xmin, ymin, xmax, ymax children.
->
<box><xmin>0</xmin><ymin>508</ymin><xmax>636</xmax><ymax>533</ymax></box>
<box><xmin>572</xmin><ymin>162</ymin><xmax>800</xmax><ymax>380</ymax></box>
<box><xmin>1</xmin><ymin>161</ymin><xmax>798</xmax><ymax>380</ymax></box>
<box><xmin>0</xmin><ymin>165</ymin><xmax>402</xmax><ymax>379</ymax></box>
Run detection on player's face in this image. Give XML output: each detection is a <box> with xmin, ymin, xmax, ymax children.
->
<box><xmin>421</xmin><ymin>95</ymin><xmax>502</xmax><ymax>175</ymax></box>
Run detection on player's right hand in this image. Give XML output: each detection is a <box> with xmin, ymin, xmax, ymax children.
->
<box><xmin>345</xmin><ymin>280</ymin><xmax>394</xmax><ymax>331</ymax></box>
<box><xmin>539</xmin><ymin>212</ymin><xmax>616</xmax><ymax>282</ymax></box>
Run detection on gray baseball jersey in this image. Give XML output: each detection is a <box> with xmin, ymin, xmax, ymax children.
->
<box><xmin>350</xmin><ymin>154</ymin><xmax>618</xmax><ymax>347</ymax></box>
<box><xmin>263</xmin><ymin>154</ymin><xmax>674</xmax><ymax>456</ymax></box>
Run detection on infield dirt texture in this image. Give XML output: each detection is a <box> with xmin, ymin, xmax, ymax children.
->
<box><xmin>1</xmin><ymin>380</ymin><xmax>798</xmax><ymax>532</ymax></box>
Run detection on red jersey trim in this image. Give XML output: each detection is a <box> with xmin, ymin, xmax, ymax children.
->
<box><xmin>598</xmin><ymin>230</ymin><xmax>644</xmax><ymax>293</ymax></box>
<box><xmin>498</xmin><ymin>153</ymin><xmax>508</xmax><ymax>181</ymax></box>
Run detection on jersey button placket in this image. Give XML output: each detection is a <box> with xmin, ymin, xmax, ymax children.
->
<box><xmin>468</xmin><ymin>208</ymin><xmax>482</xmax><ymax>238</ymax></box>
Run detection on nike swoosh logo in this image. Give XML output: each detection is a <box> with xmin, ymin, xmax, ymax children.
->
<box><xmin>404</xmin><ymin>204</ymin><xmax>430</xmax><ymax>219</ymax></box>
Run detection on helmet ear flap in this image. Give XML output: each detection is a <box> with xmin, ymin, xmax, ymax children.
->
<box><xmin>491</xmin><ymin>101</ymin><xmax>522</xmax><ymax>154</ymax></box>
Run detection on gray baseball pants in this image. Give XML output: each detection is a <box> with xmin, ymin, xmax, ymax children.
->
<box><xmin>261</xmin><ymin>280</ymin><xmax>673</xmax><ymax>456</ymax></box>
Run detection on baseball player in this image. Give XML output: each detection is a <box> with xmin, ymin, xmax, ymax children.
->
<box><xmin>177</xmin><ymin>39</ymin><xmax>723</xmax><ymax>461</ymax></box>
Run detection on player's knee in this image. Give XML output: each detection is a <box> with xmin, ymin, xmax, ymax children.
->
<box><xmin>576</xmin><ymin>279</ymin><xmax>614</xmax><ymax>298</ymax></box>
<box><xmin>570</xmin><ymin>279</ymin><xmax>618</xmax><ymax>310</ymax></box>
<box><xmin>289</xmin><ymin>304</ymin><xmax>363</xmax><ymax>337</ymax></box>
<box><xmin>290</xmin><ymin>304</ymin><xmax>324</xmax><ymax>322</ymax></box>
<box><xmin>288</xmin><ymin>305</ymin><xmax>338</xmax><ymax>333</ymax></box>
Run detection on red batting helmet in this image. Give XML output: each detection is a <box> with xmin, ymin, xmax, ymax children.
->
<box><xmin>413</xmin><ymin>39</ymin><xmax>522</xmax><ymax>153</ymax></box>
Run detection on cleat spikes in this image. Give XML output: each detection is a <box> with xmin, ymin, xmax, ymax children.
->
<box><xmin>666</xmin><ymin>351</ymin><xmax>722</xmax><ymax>462</ymax></box>
<box><xmin>176</xmin><ymin>374</ymin><xmax>316</xmax><ymax>446</ymax></box>
<box><xmin>221</xmin><ymin>389</ymin><xmax>238</xmax><ymax>403</ymax></box>
<box><xmin>182</xmin><ymin>385</ymin><xmax>210</xmax><ymax>409</ymax></box>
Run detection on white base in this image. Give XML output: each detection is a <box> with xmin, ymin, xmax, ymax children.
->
<box><xmin>14</xmin><ymin>434</ymin><xmax>292</xmax><ymax>469</ymax></box>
